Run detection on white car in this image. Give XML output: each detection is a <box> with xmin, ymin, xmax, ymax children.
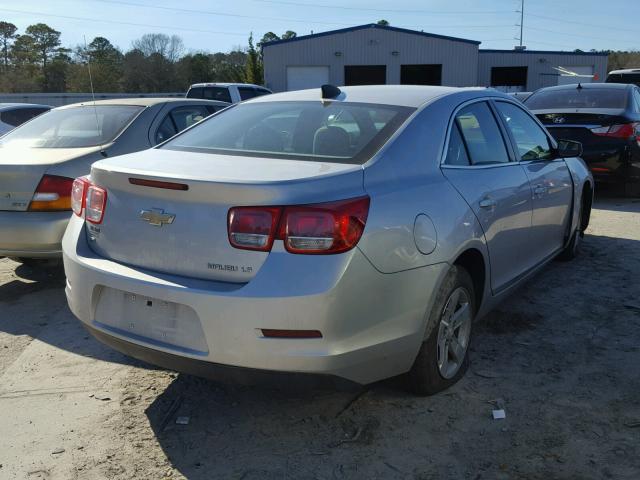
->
<box><xmin>0</xmin><ymin>103</ymin><xmax>50</xmax><ymax>136</ymax></box>
<box><xmin>186</xmin><ymin>83</ymin><xmax>272</xmax><ymax>103</ymax></box>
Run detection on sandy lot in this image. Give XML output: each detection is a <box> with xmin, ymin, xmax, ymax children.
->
<box><xmin>0</xmin><ymin>197</ymin><xmax>639</xmax><ymax>480</ymax></box>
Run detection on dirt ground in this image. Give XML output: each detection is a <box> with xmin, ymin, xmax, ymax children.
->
<box><xmin>0</xmin><ymin>196</ymin><xmax>639</xmax><ymax>480</ymax></box>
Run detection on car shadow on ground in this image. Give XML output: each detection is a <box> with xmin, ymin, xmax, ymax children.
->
<box><xmin>0</xmin><ymin>260</ymin><xmax>146</xmax><ymax>367</ymax></box>
<box><xmin>138</xmin><ymin>232</ymin><xmax>640</xmax><ymax>479</ymax></box>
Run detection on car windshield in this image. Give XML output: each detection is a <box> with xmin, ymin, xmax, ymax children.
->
<box><xmin>525</xmin><ymin>88</ymin><xmax>628</xmax><ymax>109</ymax></box>
<box><xmin>162</xmin><ymin>101</ymin><xmax>415</xmax><ymax>164</ymax></box>
<box><xmin>0</xmin><ymin>105</ymin><xmax>143</xmax><ymax>149</ymax></box>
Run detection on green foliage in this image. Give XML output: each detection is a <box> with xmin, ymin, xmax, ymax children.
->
<box><xmin>376</xmin><ymin>19</ymin><xmax>390</xmax><ymax>26</ymax></box>
<box><xmin>244</xmin><ymin>33</ymin><xmax>262</xmax><ymax>85</ymax></box>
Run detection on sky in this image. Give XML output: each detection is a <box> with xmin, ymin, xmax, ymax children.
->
<box><xmin>2</xmin><ymin>0</ymin><xmax>639</xmax><ymax>54</ymax></box>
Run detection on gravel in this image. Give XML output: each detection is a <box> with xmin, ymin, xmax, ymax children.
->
<box><xmin>0</xmin><ymin>196</ymin><xmax>638</xmax><ymax>479</ymax></box>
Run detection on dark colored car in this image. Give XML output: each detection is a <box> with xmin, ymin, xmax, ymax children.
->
<box><xmin>525</xmin><ymin>83</ymin><xmax>640</xmax><ymax>196</ymax></box>
<box><xmin>606</xmin><ymin>69</ymin><xmax>640</xmax><ymax>87</ymax></box>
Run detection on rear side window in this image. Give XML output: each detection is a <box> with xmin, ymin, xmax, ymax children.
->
<box><xmin>495</xmin><ymin>102</ymin><xmax>552</xmax><ymax>161</ymax></box>
<box><xmin>444</xmin><ymin>123</ymin><xmax>470</xmax><ymax>166</ymax></box>
<box><xmin>454</xmin><ymin>102</ymin><xmax>510</xmax><ymax>165</ymax></box>
<box><xmin>238</xmin><ymin>87</ymin><xmax>257</xmax><ymax>101</ymax></box>
<box><xmin>162</xmin><ymin>101</ymin><xmax>415</xmax><ymax>164</ymax></box>
<box><xmin>525</xmin><ymin>88</ymin><xmax>628</xmax><ymax>109</ymax></box>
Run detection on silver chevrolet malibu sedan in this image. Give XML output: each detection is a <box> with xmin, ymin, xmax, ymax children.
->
<box><xmin>63</xmin><ymin>85</ymin><xmax>593</xmax><ymax>394</ymax></box>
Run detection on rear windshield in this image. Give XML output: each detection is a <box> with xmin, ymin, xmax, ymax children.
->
<box><xmin>162</xmin><ymin>101</ymin><xmax>415</xmax><ymax>164</ymax></box>
<box><xmin>525</xmin><ymin>88</ymin><xmax>628</xmax><ymax>109</ymax></box>
<box><xmin>187</xmin><ymin>86</ymin><xmax>232</xmax><ymax>103</ymax></box>
<box><xmin>0</xmin><ymin>105</ymin><xmax>143</xmax><ymax>148</ymax></box>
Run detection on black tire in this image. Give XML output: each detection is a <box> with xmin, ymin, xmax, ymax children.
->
<box><xmin>406</xmin><ymin>266</ymin><xmax>475</xmax><ymax>396</ymax></box>
<box><xmin>624</xmin><ymin>181</ymin><xmax>640</xmax><ymax>198</ymax></box>
<box><xmin>558</xmin><ymin>192</ymin><xmax>590</xmax><ymax>261</ymax></box>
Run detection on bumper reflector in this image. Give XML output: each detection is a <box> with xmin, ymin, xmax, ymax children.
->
<box><xmin>260</xmin><ymin>329</ymin><xmax>323</xmax><ymax>339</ymax></box>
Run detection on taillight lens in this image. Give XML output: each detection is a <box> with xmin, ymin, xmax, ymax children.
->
<box><xmin>280</xmin><ymin>197</ymin><xmax>370</xmax><ymax>254</ymax></box>
<box><xmin>71</xmin><ymin>177</ymin><xmax>90</xmax><ymax>217</ymax></box>
<box><xmin>85</xmin><ymin>185</ymin><xmax>107</xmax><ymax>224</ymax></box>
<box><xmin>227</xmin><ymin>196</ymin><xmax>370</xmax><ymax>255</ymax></box>
<box><xmin>590</xmin><ymin>123</ymin><xmax>638</xmax><ymax>138</ymax></box>
<box><xmin>28</xmin><ymin>175</ymin><xmax>74</xmax><ymax>211</ymax></box>
<box><xmin>228</xmin><ymin>207</ymin><xmax>281</xmax><ymax>251</ymax></box>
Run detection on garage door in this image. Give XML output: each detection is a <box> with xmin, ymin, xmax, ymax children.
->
<box><xmin>557</xmin><ymin>66</ymin><xmax>594</xmax><ymax>85</ymax></box>
<box><xmin>286</xmin><ymin>66</ymin><xmax>330</xmax><ymax>91</ymax></box>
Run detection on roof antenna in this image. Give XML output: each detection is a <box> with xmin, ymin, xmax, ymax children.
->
<box><xmin>84</xmin><ymin>35</ymin><xmax>106</xmax><ymax>157</ymax></box>
<box><xmin>577</xmin><ymin>82</ymin><xmax>583</xmax><ymax>89</ymax></box>
<box><xmin>321</xmin><ymin>84</ymin><xmax>341</xmax><ymax>100</ymax></box>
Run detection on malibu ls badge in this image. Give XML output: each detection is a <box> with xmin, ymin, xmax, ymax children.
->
<box><xmin>139</xmin><ymin>208</ymin><xmax>176</xmax><ymax>227</ymax></box>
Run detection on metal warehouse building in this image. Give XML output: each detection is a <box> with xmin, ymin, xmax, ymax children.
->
<box><xmin>262</xmin><ymin>23</ymin><xmax>608</xmax><ymax>93</ymax></box>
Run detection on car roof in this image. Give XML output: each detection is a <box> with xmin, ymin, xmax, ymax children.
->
<box><xmin>188</xmin><ymin>83</ymin><xmax>268</xmax><ymax>89</ymax></box>
<box><xmin>56</xmin><ymin>97</ymin><xmax>229</xmax><ymax>109</ymax></box>
<box><xmin>0</xmin><ymin>103</ymin><xmax>51</xmax><ymax>110</ymax></box>
<box><xmin>247</xmin><ymin>85</ymin><xmax>493</xmax><ymax>108</ymax></box>
<box><xmin>608</xmin><ymin>68</ymin><xmax>640</xmax><ymax>74</ymax></box>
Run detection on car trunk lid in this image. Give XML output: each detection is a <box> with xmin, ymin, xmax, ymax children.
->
<box><xmin>87</xmin><ymin>148</ymin><xmax>365</xmax><ymax>282</ymax></box>
<box><xmin>0</xmin><ymin>146</ymin><xmax>102</xmax><ymax>211</ymax></box>
<box><xmin>534</xmin><ymin>108</ymin><xmax>632</xmax><ymax>166</ymax></box>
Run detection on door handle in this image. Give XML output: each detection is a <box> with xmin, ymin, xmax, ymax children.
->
<box><xmin>479</xmin><ymin>197</ymin><xmax>497</xmax><ymax>209</ymax></box>
<box><xmin>533</xmin><ymin>184</ymin><xmax>548</xmax><ymax>195</ymax></box>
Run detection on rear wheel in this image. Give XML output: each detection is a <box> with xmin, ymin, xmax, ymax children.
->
<box><xmin>406</xmin><ymin>266</ymin><xmax>475</xmax><ymax>396</ymax></box>
<box><xmin>558</xmin><ymin>188</ymin><xmax>591</xmax><ymax>261</ymax></box>
<box><xmin>624</xmin><ymin>181</ymin><xmax>640</xmax><ymax>198</ymax></box>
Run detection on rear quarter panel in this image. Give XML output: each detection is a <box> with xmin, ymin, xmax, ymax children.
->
<box><xmin>359</xmin><ymin>94</ymin><xmax>490</xmax><ymax>275</ymax></box>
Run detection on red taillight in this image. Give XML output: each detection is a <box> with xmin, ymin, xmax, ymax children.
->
<box><xmin>227</xmin><ymin>196</ymin><xmax>370</xmax><ymax>255</ymax></box>
<box><xmin>71</xmin><ymin>177</ymin><xmax>90</xmax><ymax>216</ymax></box>
<box><xmin>28</xmin><ymin>175</ymin><xmax>74</xmax><ymax>211</ymax></box>
<box><xmin>227</xmin><ymin>206</ymin><xmax>281</xmax><ymax>251</ymax></box>
<box><xmin>279</xmin><ymin>197</ymin><xmax>370</xmax><ymax>254</ymax></box>
<box><xmin>85</xmin><ymin>184</ymin><xmax>107</xmax><ymax>224</ymax></box>
<box><xmin>590</xmin><ymin>123</ymin><xmax>638</xmax><ymax>138</ymax></box>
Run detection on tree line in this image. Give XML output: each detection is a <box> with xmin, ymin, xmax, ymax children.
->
<box><xmin>0</xmin><ymin>21</ymin><xmax>297</xmax><ymax>93</ymax></box>
<box><xmin>1</xmin><ymin>20</ymin><xmax>639</xmax><ymax>94</ymax></box>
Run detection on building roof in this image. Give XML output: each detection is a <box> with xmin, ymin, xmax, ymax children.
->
<box><xmin>261</xmin><ymin>23</ymin><xmax>481</xmax><ymax>48</ymax></box>
<box><xmin>248</xmin><ymin>84</ymin><xmax>494</xmax><ymax>108</ymax></box>
<box><xmin>479</xmin><ymin>49</ymin><xmax>609</xmax><ymax>57</ymax></box>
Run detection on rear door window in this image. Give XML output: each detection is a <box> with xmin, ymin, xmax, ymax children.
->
<box><xmin>154</xmin><ymin>105</ymin><xmax>210</xmax><ymax>144</ymax></box>
<box><xmin>495</xmin><ymin>101</ymin><xmax>552</xmax><ymax>161</ymax></box>
<box><xmin>454</xmin><ymin>102</ymin><xmax>510</xmax><ymax>165</ymax></box>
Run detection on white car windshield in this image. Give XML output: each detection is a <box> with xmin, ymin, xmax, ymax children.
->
<box><xmin>162</xmin><ymin>101</ymin><xmax>414</xmax><ymax>164</ymax></box>
<box><xmin>0</xmin><ymin>105</ymin><xmax>144</xmax><ymax>149</ymax></box>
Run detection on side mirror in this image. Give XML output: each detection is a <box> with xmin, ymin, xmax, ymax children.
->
<box><xmin>554</xmin><ymin>139</ymin><xmax>583</xmax><ymax>158</ymax></box>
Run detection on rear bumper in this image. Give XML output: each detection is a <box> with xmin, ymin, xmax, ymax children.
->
<box><xmin>0</xmin><ymin>210</ymin><xmax>70</xmax><ymax>258</ymax></box>
<box><xmin>62</xmin><ymin>215</ymin><xmax>448</xmax><ymax>385</ymax></box>
<box><xmin>84</xmin><ymin>322</ymin><xmax>359</xmax><ymax>390</ymax></box>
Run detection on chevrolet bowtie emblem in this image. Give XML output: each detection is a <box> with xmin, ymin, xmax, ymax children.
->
<box><xmin>139</xmin><ymin>208</ymin><xmax>176</xmax><ymax>227</ymax></box>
